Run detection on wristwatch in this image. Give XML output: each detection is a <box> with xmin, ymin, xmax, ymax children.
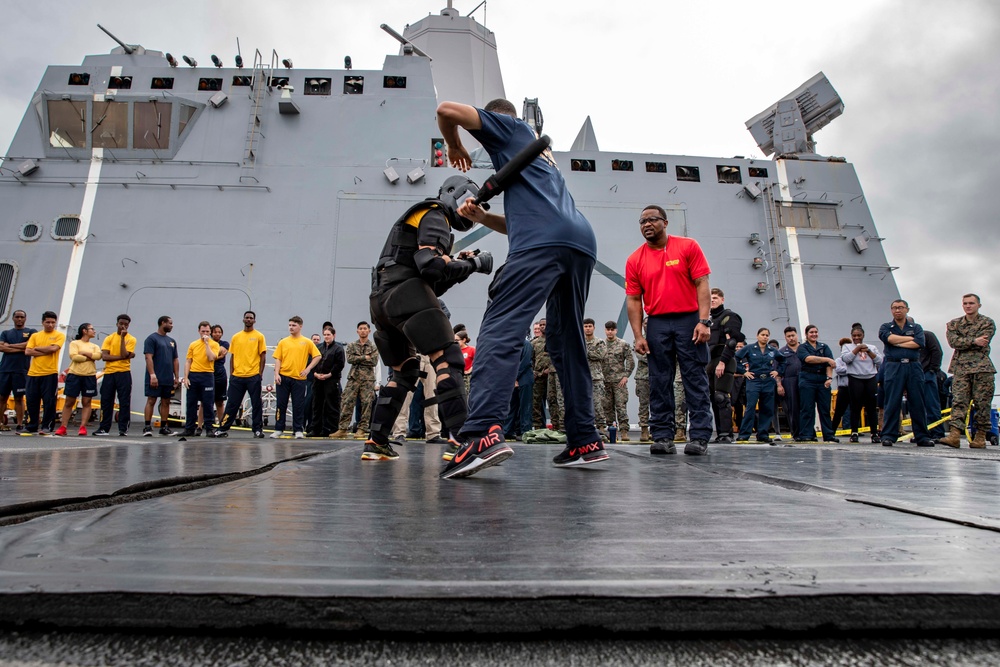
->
<box><xmin>698</xmin><ymin>318</ymin><xmax>713</xmax><ymax>327</ymax></box>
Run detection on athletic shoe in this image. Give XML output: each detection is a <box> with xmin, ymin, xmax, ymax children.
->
<box><xmin>253</xmin><ymin>430</ymin><xmax>265</xmax><ymax>439</ymax></box>
<box><xmin>205</xmin><ymin>429</ymin><xmax>218</xmax><ymax>438</ymax></box>
<box><xmin>553</xmin><ymin>440</ymin><xmax>610</xmax><ymax>467</ymax></box>
<box><xmin>361</xmin><ymin>440</ymin><xmax>400</xmax><ymax>461</ymax></box>
<box><xmin>294</xmin><ymin>431</ymin><xmax>305</xmax><ymax>439</ymax></box>
<box><xmin>849</xmin><ymin>433</ymin><xmax>859</xmax><ymax>443</ymax></box>
<box><xmin>870</xmin><ymin>433</ymin><xmax>881</xmax><ymax>444</ymax></box>
<box><xmin>715</xmin><ymin>435</ymin><xmax>733</xmax><ymax>444</ymax></box>
<box><xmin>159</xmin><ymin>427</ymin><xmax>175</xmax><ymax>436</ymax></box>
<box><xmin>439</xmin><ymin>425</ymin><xmax>513</xmax><ymax>479</ymax></box>
<box><xmin>881</xmin><ymin>439</ymin><xmax>893</xmax><ymax>447</ymax></box>
<box><xmin>15</xmin><ymin>424</ymin><xmax>24</xmax><ymax>433</ymax></box>
<box><xmin>755</xmin><ymin>436</ymin><xmax>772</xmax><ymax>444</ymax></box>
<box><xmin>650</xmin><ymin>440</ymin><xmax>676</xmax><ymax>455</ymax></box>
<box><xmin>93</xmin><ymin>429</ymin><xmax>111</xmax><ymax>436</ymax></box>
<box><xmin>269</xmin><ymin>431</ymin><xmax>284</xmax><ymax>438</ymax></box>
<box><xmin>426</xmin><ymin>436</ymin><xmax>447</xmax><ymax>444</ymax></box>
<box><xmin>441</xmin><ymin>437</ymin><xmax>463</xmax><ymax>462</ymax></box>
<box><xmin>143</xmin><ymin>426</ymin><xmax>153</xmax><ymax>437</ymax></box>
<box><xmin>78</xmin><ymin>426</ymin><xmax>88</xmax><ymax>436</ymax></box>
<box><xmin>53</xmin><ymin>425</ymin><xmax>67</xmax><ymax>437</ymax></box>
<box><xmin>194</xmin><ymin>427</ymin><xmax>203</xmax><ymax>437</ymax></box>
<box><xmin>118</xmin><ymin>431</ymin><xmax>128</xmax><ymax>437</ymax></box>
<box><xmin>213</xmin><ymin>430</ymin><xmax>228</xmax><ymax>438</ymax></box>
<box><xmin>684</xmin><ymin>439</ymin><xmax>709</xmax><ymax>456</ymax></box>
<box><xmin>178</xmin><ymin>428</ymin><xmax>196</xmax><ymax>437</ymax></box>
<box><xmin>823</xmin><ymin>437</ymin><xmax>840</xmax><ymax>443</ymax></box>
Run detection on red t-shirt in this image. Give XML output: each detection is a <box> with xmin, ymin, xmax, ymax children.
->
<box><xmin>625</xmin><ymin>235</ymin><xmax>711</xmax><ymax>315</ymax></box>
<box><xmin>462</xmin><ymin>345</ymin><xmax>476</xmax><ymax>373</ymax></box>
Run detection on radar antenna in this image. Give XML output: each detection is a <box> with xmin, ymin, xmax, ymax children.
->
<box><xmin>745</xmin><ymin>72</ymin><xmax>844</xmax><ymax>157</ymax></box>
<box><xmin>96</xmin><ymin>24</ymin><xmax>137</xmax><ymax>55</ymax></box>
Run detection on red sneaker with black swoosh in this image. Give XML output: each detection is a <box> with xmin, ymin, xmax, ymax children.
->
<box><xmin>552</xmin><ymin>440</ymin><xmax>610</xmax><ymax>467</ymax></box>
<box><xmin>439</xmin><ymin>425</ymin><xmax>513</xmax><ymax>479</ymax></box>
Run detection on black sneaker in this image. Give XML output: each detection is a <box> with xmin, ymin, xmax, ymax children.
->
<box><xmin>93</xmin><ymin>429</ymin><xmax>111</xmax><ymax>436</ymax></box>
<box><xmin>194</xmin><ymin>427</ymin><xmax>203</xmax><ymax>437</ymax></box>
<box><xmin>715</xmin><ymin>435</ymin><xmax>733</xmax><ymax>444</ymax></box>
<box><xmin>213</xmin><ymin>430</ymin><xmax>228</xmax><ymax>438</ymax></box>
<box><xmin>823</xmin><ymin>437</ymin><xmax>840</xmax><ymax>443</ymax></box>
<box><xmin>849</xmin><ymin>433</ymin><xmax>859</xmax><ymax>443</ymax></box>
<box><xmin>159</xmin><ymin>426</ymin><xmax>175</xmax><ymax>436</ymax></box>
<box><xmin>361</xmin><ymin>440</ymin><xmax>400</xmax><ymax>461</ymax></box>
<box><xmin>881</xmin><ymin>439</ymin><xmax>893</xmax><ymax>447</ymax></box>
<box><xmin>253</xmin><ymin>430</ymin><xmax>265</xmax><ymax>439</ymax></box>
<box><xmin>205</xmin><ymin>429</ymin><xmax>218</xmax><ymax>438</ymax></box>
<box><xmin>118</xmin><ymin>431</ymin><xmax>128</xmax><ymax>437</ymax></box>
<box><xmin>684</xmin><ymin>439</ymin><xmax>709</xmax><ymax>456</ymax></box>
<box><xmin>870</xmin><ymin>433</ymin><xmax>880</xmax><ymax>444</ymax></box>
<box><xmin>756</xmin><ymin>435</ymin><xmax>772</xmax><ymax>444</ymax></box>
<box><xmin>441</xmin><ymin>437</ymin><xmax>462</xmax><ymax>462</ymax></box>
<box><xmin>440</xmin><ymin>425</ymin><xmax>513</xmax><ymax>479</ymax></box>
<box><xmin>553</xmin><ymin>440</ymin><xmax>610</xmax><ymax>467</ymax></box>
<box><xmin>179</xmin><ymin>428</ymin><xmax>196</xmax><ymax>437</ymax></box>
<box><xmin>142</xmin><ymin>426</ymin><xmax>153</xmax><ymax>437</ymax></box>
<box><xmin>650</xmin><ymin>440</ymin><xmax>676</xmax><ymax>455</ymax></box>
<box><xmin>426</xmin><ymin>436</ymin><xmax>447</xmax><ymax>444</ymax></box>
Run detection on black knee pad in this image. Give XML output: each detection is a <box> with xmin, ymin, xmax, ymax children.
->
<box><xmin>402</xmin><ymin>307</ymin><xmax>454</xmax><ymax>355</ymax></box>
<box><xmin>426</xmin><ymin>343</ymin><xmax>468</xmax><ymax>431</ymax></box>
<box><xmin>713</xmin><ymin>391</ymin><xmax>731</xmax><ymax>408</ymax></box>
<box><xmin>369</xmin><ymin>358</ymin><xmax>423</xmax><ymax>441</ymax></box>
<box><xmin>373</xmin><ymin>328</ymin><xmax>412</xmax><ymax>369</ymax></box>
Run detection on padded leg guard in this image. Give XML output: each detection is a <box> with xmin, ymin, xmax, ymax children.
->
<box><xmin>426</xmin><ymin>343</ymin><xmax>468</xmax><ymax>432</ymax></box>
<box><xmin>368</xmin><ymin>358</ymin><xmax>422</xmax><ymax>444</ymax></box>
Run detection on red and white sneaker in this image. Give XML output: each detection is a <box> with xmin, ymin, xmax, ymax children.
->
<box><xmin>439</xmin><ymin>425</ymin><xmax>513</xmax><ymax>479</ymax></box>
<box><xmin>53</xmin><ymin>425</ymin><xmax>68</xmax><ymax>437</ymax></box>
<box><xmin>552</xmin><ymin>440</ymin><xmax>610</xmax><ymax>467</ymax></box>
<box><xmin>78</xmin><ymin>426</ymin><xmax>88</xmax><ymax>436</ymax></box>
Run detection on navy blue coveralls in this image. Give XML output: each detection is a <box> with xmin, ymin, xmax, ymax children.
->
<box><xmin>777</xmin><ymin>344</ymin><xmax>802</xmax><ymax>437</ymax></box>
<box><xmin>735</xmin><ymin>342</ymin><xmax>778</xmax><ymax>440</ymax></box>
<box><xmin>796</xmin><ymin>341</ymin><xmax>835</xmax><ymax>440</ymax></box>
<box><xmin>878</xmin><ymin>319</ymin><xmax>930</xmax><ymax>445</ymax></box>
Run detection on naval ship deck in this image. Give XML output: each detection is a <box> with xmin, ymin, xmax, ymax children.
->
<box><xmin>1</xmin><ymin>432</ymin><xmax>999</xmax><ymax>635</ymax></box>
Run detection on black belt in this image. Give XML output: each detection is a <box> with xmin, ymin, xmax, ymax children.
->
<box><xmin>884</xmin><ymin>358</ymin><xmax>915</xmax><ymax>364</ymax></box>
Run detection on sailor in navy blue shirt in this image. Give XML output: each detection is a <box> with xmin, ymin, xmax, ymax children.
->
<box><xmin>795</xmin><ymin>325</ymin><xmax>838</xmax><ymax>441</ymax></box>
<box><xmin>0</xmin><ymin>310</ymin><xmax>37</xmax><ymax>429</ymax></box>
<box><xmin>877</xmin><ymin>300</ymin><xmax>932</xmax><ymax>446</ymax></box>
<box><xmin>735</xmin><ymin>328</ymin><xmax>780</xmax><ymax>443</ymax></box>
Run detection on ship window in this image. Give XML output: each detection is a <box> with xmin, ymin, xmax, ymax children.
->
<box><xmin>68</xmin><ymin>73</ymin><xmax>91</xmax><ymax>86</ymax></box>
<box><xmin>570</xmin><ymin>159</ymin><xmax>595</xmax><ymax>172</ymax></box>
<box><xmin>178</xmin><ymin>104</ymin><xmax>196</xmax><ymax>138</ymax></box>
<box><xmin>383</xmin><ymin>75</ymin><xmax>407</xmax><ymax>89</ymax></box>
<box><xmin>716</xmin><ymin>165</ymin><xmax>742</xmax><ymax>184</ymax></box>
<box><xmin>19</xmin><ymin>223</ymin><xmax>42</xmax><ymax>242</ymax></box>
<box><xmin>108</xmin><ymin>76</ymin><xmax>132</xmax><ymax>90</ymax></box>
<box><xmin>134</xmin><ymin>101</ymin><xmax>172</xmax><ymax>150</ymax></box>
<box><xmin>0</xmin><ymin>262</ymin><xmax>17</xmax><ymax>321</ymax></box>
<box><xmin>645</xmin><ymin>161</ymin><xmax>667</xmax><ymax>173</ymax></box>
<box><xmin>344</xmin><ymin>75</ymin><xmax>364</xmax><ymax>94</ymax></box>
<box><xmin>151</xmin><ymin>77</ymin><xmax>174</xmax><ymax>90</ymax></box>
<box><xmin>776</xmin><ymin>203</ymin><xmax>839</xmax><ymax>230</ymax></box>
<box><xmin>676</xmin><ymin>166</ymin><xmax>700</xmax><ymax>182</ymax></box>
<box><xmin>748</xmin><ymin>166</ymin><xmax>768</xmax><ymax>178</ymax></box>
<box><xmin>198</xmin><ymin>78</ymin><xmax>223</xmax><ymax>92</ymax></box>
<box><xmin>47</xmin><ymin>99</ymin><xmax>87</xmax><ymax>148</ymax></box>
<box><xmin>611</xmin><ymin>159</ymin><xmax>633</xmax><ymax>171</ymax></box>
<box><xmin>91</xmin><ymin>100</ymin><xmax>128</xmax><ymax>149</ymax></box>
<box><xmin>232</xmin><ymin>76</ymin><xmax>253</xmax><ymax>87</ymax></box>
<box><xmin>52</xmin><ymin>216</ymin><xmax>80</xmax><ymax>239</ymax></box>
<box><xmin>304</xmin><ymin>78</ymin><xmax>332</xmax><ymax>95</ymax></box>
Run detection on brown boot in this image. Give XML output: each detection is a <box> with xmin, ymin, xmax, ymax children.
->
<box><xmin>674</xmin><ymin>428</ymin><xmax>687</xmax><ymax>442</ymax></box>
<box><xmin>640</xmin><ymin>427</ymin><xmax>651</xmax><ymax>442</ymax></box>
<box><xmin>970</xmin><ymin>431</ymin><xmax>987</xmax><ymax>449</ymax></box>
<box><xmin>329</xmin><ymin>429</ymin><xmax>350</xmax><ymax>439</ymax></box>
<box><xmin>619</xmin><ymin>430</ymin><xmax>630</xmax><ymax>442</ymax></box>
<box><xmin>938</xmin><ymin>427</ymin><xmax>961</xmax><ymax>449</ymax></box>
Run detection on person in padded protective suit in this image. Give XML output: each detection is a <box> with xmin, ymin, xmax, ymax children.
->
<box><xmin>362</xmin><ymin>175</ymin><xmax>494</xmax><ymax>461</ymax></box>
<box><xmin>706</xmin><ymin>287</ymin><xmax>745</xmax><ymax>443</ymax></box>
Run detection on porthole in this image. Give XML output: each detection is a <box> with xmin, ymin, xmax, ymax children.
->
<box><xmin>19</xmin><ymin>222</ymin><xmax>42</xmax><ymax>242</ymax></box>
<box><xmin>52</xmin><ymin>216</ymin><xmax>81</xmax><ymax>239</ymax></box>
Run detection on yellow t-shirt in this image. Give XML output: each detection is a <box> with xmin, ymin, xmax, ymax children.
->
<box><xmin>274</xmin><ymin>336</ymin><xmax>320</xmax><ymax>378</ymax></box>
<box><xmin>101</xmin><ymin>332</ymin><xmax>137</xmax><ymax>374</ymax></box>
<box><xmin>26</xmin><ymin>330</ymin><xmax>66</xmax><ymax>377</ymax></box>
<box><xmin>186</xmin><ymin>338</ymin><xmax>221</xmax><ymax>374</ymax></box>
<box><xmin>68</xmin><ymin>339</ymin><xmax>102</xmax><ymax>376</ymax></box>
<box><xmin>229</xmin><ymin>330</ymin><xmax>267</xmax><ymax>377</ymax></box>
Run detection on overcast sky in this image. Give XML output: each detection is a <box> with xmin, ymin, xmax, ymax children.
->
<box><xmin>1</xmin><ymin>0</ymin><xmax>998</xmax><ymax>399</ymax></box>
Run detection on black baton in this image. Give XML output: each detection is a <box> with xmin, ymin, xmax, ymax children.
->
<box><xmin>473</xmin><ymin>134</ymin><xmax>552</xmax><ymax>208</ymax></box>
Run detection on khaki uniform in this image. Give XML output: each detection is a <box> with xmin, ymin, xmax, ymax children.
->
<box><xmin>601</xmin><ymin>337</ymin><xmax>635</xmax><ymax>430</ymax></box>
<box><xmin>338</xmin><ymin>339</ymin><xmax>379</xmax><ymax>432</ymax></box>
<box><xmin>586</xmin><ymin>337</ymin><xmax>608</xmax><ymax>431</ymax></box>
<box><xmin>531</xmin><ymin>335</ymin><xmax>564</xmax><ymax>429</ymax></box>
<box><xmin>946</xmin><ymin>313</ymin><xmax>996</xmax><ymax>433</ymax></box>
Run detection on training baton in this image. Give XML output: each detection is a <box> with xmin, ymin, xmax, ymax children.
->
<box><xmin>472</xmin><ymin>134</ymin><xmax>552</xmax><ymax>208</ymax></box>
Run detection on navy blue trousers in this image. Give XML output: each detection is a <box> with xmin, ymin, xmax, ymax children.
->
<box><xmin>184</xmin><ymin>372</ymin><xmax>215</xmax><ymax>430</ymax></box>
<box><xmin>504</xmin><ymin>381</ymin><xmax>534</xmax><ymax>437</ymax></box>
<box><xmin>798</xmin><ymin>373</ymin><xmax>834</xmax><ymax>440</ymax></box>
<box><xmin>275</xmin><ymin>376</ymin><xmax>307</xmax><ymax>433</ymax></box>
<box><xmin>923</xmin><ymin>370</ymin><xmax>945</xmax><ymax>438</ymax></box>
<box><xmin>646</xmin><ymin>311</ymin><xmax>713</xmax><ymax>442</ymax></box>
<box><xmin>25</xmin><ymin>373</ymin><xmax>58</xmax><ymax>432</ymax></box>
<box><xmin>738</xmin><ymin>378</ymin><xmax>775</xmax><ymax>440</ymax></box>
<box><xmin>220</xmin><ymin>374</ymin><xmax>263</xmax><ymax>432</ymax></box>
<box><xmin>99</xmin><ymin>371</ymin><xmax>132</xmax><ymax>434</ymax></box>
<box><xmin>464</xmin><ymin>246</ymin><xmax>599</xmax><ymax>447</ymax></box>
<box><xmin>882</xmin><ymin>361</ymin><xmax>929</xmax><ymax>443</ymax></box>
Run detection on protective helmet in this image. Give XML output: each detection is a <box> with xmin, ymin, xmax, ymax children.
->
<box><xmin>438</xmin><ymin>175</ymin><xmax>480</xmax><ymax>231</ymax></box>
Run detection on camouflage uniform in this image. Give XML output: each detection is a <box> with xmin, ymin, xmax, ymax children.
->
<box><xmin>586</xmin><ymin>336</ymin><xmax>608</xmax><ymax>433</ymax></box>
<box><xmin>946</xmin><ymin>313</ymin><xmax>996</xmax><ymax>434</ymax></box>
<box><xmin>338</xmin><ymin>339</ymin><xmax>379</xmax><ymax>432</ymax></box>
<box><xmin>674</xmin><ymin>366</ymin><xmax>687</xmax><ymax>436</ymax></box>
<box><xmin>531</xmin><ymin>335</ymin><xmax>564</xmax><ymax>429</ymax></box>
<box><xmin>601</xmin><ymin>337</ymin><xmax>635</xmax><ymax>435</ymax></box>
<box><xmin>635</xmin><ymin>352</ymin><xmax>649</xmax><ymax>439</ymax></box>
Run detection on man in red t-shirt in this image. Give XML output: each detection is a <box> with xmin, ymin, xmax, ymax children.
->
<box><xmin>625</xmin><ymin>204</ymin><xmax>714</xmax><ymax>456</ymax></box>
<box><xmin>457</xmin><ymin>331</ymin><xmax>476</xmax><ymax>394</ymax></box>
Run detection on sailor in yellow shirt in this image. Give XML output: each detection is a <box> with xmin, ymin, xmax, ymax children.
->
<box><xmin>54</xmin><ymin>323</ymin><xmax>102</xmax><ymax>436</ymax></box>
<box><xmin>271</xmin><ymin>316</ymin><xmax>321</xmax><ymax>438</ymax></box>
<box><xmin>215</xmin><ymin>310</ymin><xmax>267</xmax><ymax>438</ymax></box>
<box><xmin>180</xmin><ymin>321</ymin><xmax>220</xmax><ymax>436</ymax></box>
<box><xmin>24</xmin><ymin>310</ymin><xmax>65</xmax><ymax>433</ymax></box>
<box><xmin>98</xmin><ymin>313</ymin><xmax>137</xmax><ymax>436</ymax></box>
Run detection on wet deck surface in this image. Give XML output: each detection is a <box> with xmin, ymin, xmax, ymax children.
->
<box><xmin>1</xmin><ymin>431</ymin><xmax>999</xmax><ymax>635</ymax></box>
